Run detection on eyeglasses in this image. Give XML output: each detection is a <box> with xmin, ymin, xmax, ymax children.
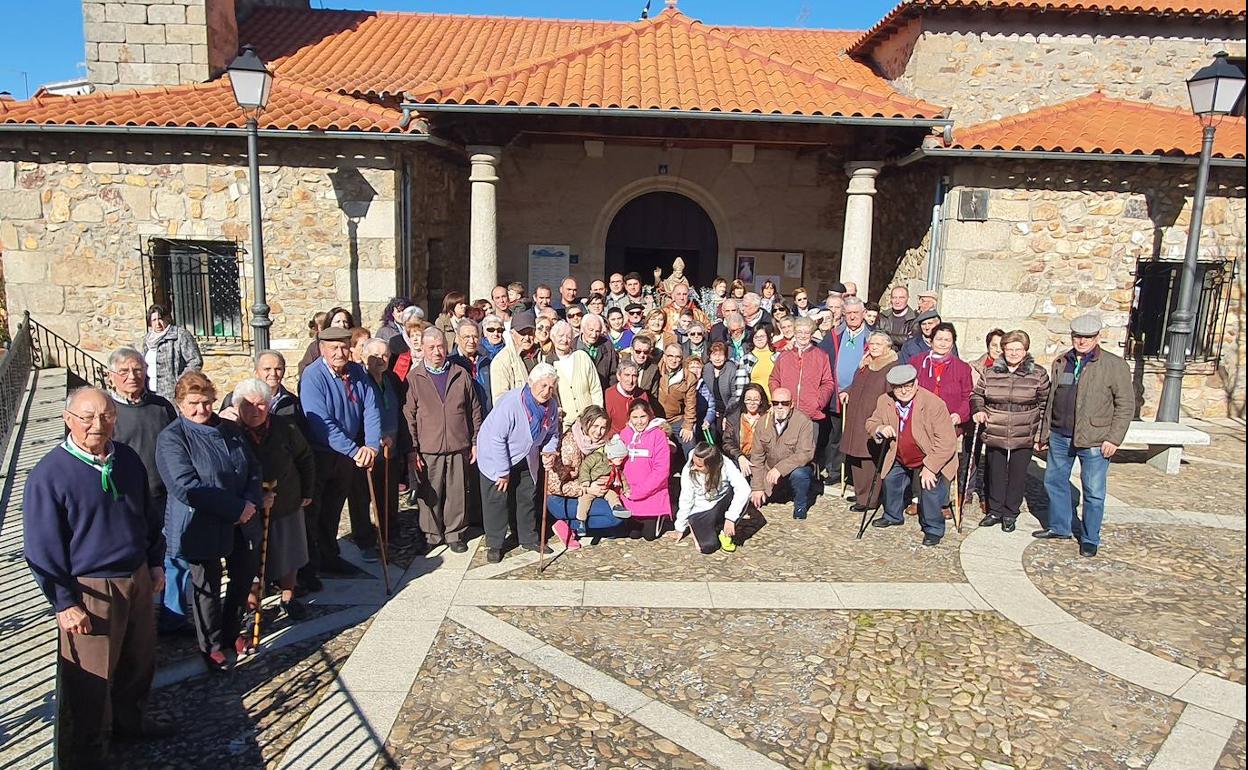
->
<box><xmin>772</xmin><ymin>400</ymin><xmax>792</xmax><ymax>406</ymax></box>
<box><xmin>66</xmin><ymin>410</ymin><xmax>116</xmax><ymax>425</ymax></box>
<box><xmin>484</xmin><ymin>327</ymin><xmax>504</xmax><ymax>333</ymax></box>
<box><xmin>110</xmin><ymin>368</ymin><xmax>144</xmax><ymax>379</ymax></box>
<box><xmin>567</xmin><ymin>313</ymin><xmax>583</xmax><ymax>319</ymax></box>
<box><xmin>688</xmin><ymin>331</ymin><xmax>704</xmax><ymax>336</ymax></box>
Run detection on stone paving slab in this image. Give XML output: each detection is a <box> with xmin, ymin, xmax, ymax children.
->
<box><xmin>1150</xmin><ymin>705</ymin><xmax>1241</xmax><ymax>770</ymax></box>
<box><xmin>1027</xmin><ymin>522</ymin><xmax>1246</xmax><ymax>685</ymax></box>
<box><xmin>1216</xmin><ymin>721</ymin><xmax>1246</xmax><ymax>770</ymax></box>
<box><xmin>491</xmin><ymin>606</ymin><xmax>1184</xmax><ymax>770</ymax></box>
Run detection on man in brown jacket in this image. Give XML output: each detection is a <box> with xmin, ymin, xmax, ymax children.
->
<box><xmin>656</xmin><ymin>343</ymin><xmax>698</xmax><ymax>456</ymax></box>
<box><xmin>1034</xmin><ymin>314</ymin><xmax>1134</xmax><ymax>557</ymax></box>
<box><xmin>865</xmin><ymin>365</ymin><xmax>957</xmax><ymax>546</ymax></box>
<box><xmin>405</xmin><ymin>327</ymin><xmax>484</xmax><ymax>553</ymax></box>
<box><xmin>748</xmin><ymin>388</ymin><xmax>817</xmax><ymax>519</ymax></box>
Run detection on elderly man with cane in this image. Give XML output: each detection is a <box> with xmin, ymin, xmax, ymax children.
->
<box><xmin>299</xmin><ymin>326</ymin><xmax>382</xmax><ymax>589</ymax></box>
<box><xmin>477</xmin><ymin>364</ymin><xmax>562</xmax><ymax>564</ymax></box>
<box><xmin>865</xmin><ymin>365</ymin><xmax>958</xmax><ymax>547</ymax></box>
<box><xmin>24</xmin><ymin>387</ymin><xmax>173</xmax><ymax>768</ymax></box>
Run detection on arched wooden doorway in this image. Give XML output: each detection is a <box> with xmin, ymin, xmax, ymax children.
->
<box><xmin>604</xmin><ymin>191</ymin><xmax>719</xmax><ymax>288</ymax></box>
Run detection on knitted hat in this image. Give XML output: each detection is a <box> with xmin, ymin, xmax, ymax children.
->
<box><xmin>605</xmin><ymin>435</ymin><xmax>629</xmax><ymax>460</ymax></box>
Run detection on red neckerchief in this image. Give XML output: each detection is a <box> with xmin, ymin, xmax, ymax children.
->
<box><xmin>334</xmin><ymin>367</ymin><xmax>359</xmax><ymax>404</ymax></box>
<box><xmin>925</xmin><ymin>354</ymin><xmax>951</xmax><ymax>387</ymax></box>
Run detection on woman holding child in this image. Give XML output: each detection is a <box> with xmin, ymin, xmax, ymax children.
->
<box><xmin>545</xmin><ymin>406</ymin><xmax>631</xmax><ymax>550</ymax></box>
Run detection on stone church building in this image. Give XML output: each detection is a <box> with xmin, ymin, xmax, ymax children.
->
<box><xmin>0</xmin><ymin>0</ymin><xmax>1244</xmax><ymax>416</ymax></box>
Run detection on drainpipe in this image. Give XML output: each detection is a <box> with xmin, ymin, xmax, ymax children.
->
<box><xmin>926</xmin><ymin>175</ymin><xmax>948</xmax><ymax>290</ymax></box>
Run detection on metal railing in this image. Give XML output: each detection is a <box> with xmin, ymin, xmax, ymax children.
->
<box><xmin>26</xmin><ymin>313</ymin><xmax>110</xmax><ymax>390</ymax></box>
<box><xmin>0</xmin><ymin>313</ymin><xmax>35</xmax><ymax>456</ymax></box>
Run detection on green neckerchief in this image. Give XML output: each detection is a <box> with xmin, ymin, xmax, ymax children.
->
<box><xmin>62</xmin><ymin>436</ymin><xmax>120</xmax><ymax>501</ymax></box>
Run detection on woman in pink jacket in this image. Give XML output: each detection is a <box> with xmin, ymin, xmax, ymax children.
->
<box><xmin>619</xmin><ymin>398</ymin><xmax>673</xmax><ymax>540</ymax></box>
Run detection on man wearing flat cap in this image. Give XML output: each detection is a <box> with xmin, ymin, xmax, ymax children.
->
<box><xmin>865</xmin><ymin>364</ymin><xmax>958</xmax><ymax>547</ymax></box>
<box><xmin>1034</xmin><ymin>313</ymin><xmax>1134</xmax><ymax>557</ymax></box>
<box><xmin>900</xmin><ymin>309</ymin><xmax>954</xmax><ymax>362</ymax></box>
<box><xmin>916</xmin><ymin>290</ymin><xmax>939</xmax><ymax>314</ymax></box>
<box><xmin>491</xmin><ymin>309</ymin><xmax>545</xmax><ymax>403</ymax></box>
<box><xmin>298</xmin><ymin>326</ymin><xmax>382</xmax><ymax>587</ymax></box>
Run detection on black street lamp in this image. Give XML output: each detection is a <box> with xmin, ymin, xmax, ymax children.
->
<box><xmin>227</xmin><ymin>45</ymin><xmax>275</xmax><ymax>359</ymax></box>
<box><xmin>1156</xmin><ymin>52</ymin><xmax>1245</xmax><ymax>422</ymax></box>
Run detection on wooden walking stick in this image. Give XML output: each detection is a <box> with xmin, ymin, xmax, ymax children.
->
<box><xmin>250</xmin><ymin>480</ymin><xmax>277</xmax><ymax>653</ymax></box>
<box><xmin>382</xmin><ymin>444</ymin><xmax>392</xmax><ymax>547</ymax></box>
<box><xmin>856</xmin><ymin>438</ymin><xmax>890</xmax><ymax>540</ymax></box>
<box><xmin>365</xmin><ymin>463</ymin><xmax>393</xmax><ymax>596</ymax></box>
<box><xmin>839</xmin><ymin>407</ymin><xmax>848</xmax><ymax>499</ymax></box>
<box><xmin>537</xmin><ymin>463</ymin><xmax>552</xmax><ymax>574</ymax></box>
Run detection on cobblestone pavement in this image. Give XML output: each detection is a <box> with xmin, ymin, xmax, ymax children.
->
<box><xmin>471</xmin><ymin>495</ymin><xmax>972</xmax><ymax>583</ymax></box>
<box><xmin>1026</xmin><ymin>523</ymin><xmax>1247</xmax><ymax>684</ymax></box>
<box><xmin>379</xmin><ymin>620</ymin><xmax>706</xmax><ymax>770</ymax></box>
<box><xmin>1219</xmin><ymin>722</ymin><xmax>1247</xmax><ymax>770</ymax></box>
<box><xmin>114</xmin><ymin>622</ymin><xmax>368</xmax><ymax>770</ymax></box>
<box><xmin>489</xmin><ymin>606</ymin><xmax>1182</xmax><ymax>770</ymax></box>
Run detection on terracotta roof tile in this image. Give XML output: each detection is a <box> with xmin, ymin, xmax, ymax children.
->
<box><xmin>851</xmin><ymin>0</ymin><xmax>1246</xmax><ymax>55</ymax></box>
<box><xmin>405</xmin><ymin>9</ymin><xmax>942</xmax><ymax>117</ymax></box>
<box><xmin>0</xmin><ymin>79</ymin><xmax>415</xmax><ymax>133</ymax></box>
<box><xmin>951</xmin><ymin>92</ymin><xmax>1246</xmax><ymax>158</ymax></box>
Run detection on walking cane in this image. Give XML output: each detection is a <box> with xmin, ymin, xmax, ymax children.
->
<box><xmin>382</xmin><ymin>444</ymin><xmax>392</xmax><ymax>547</ymax></box>
<box><xmin>249</xmin><ymin>480</ymin><xmax>277</xmax><ymax>653</ymax></box>
<box><xmin>950</xmin><ymin>465</ymin><xmax>962</xmax><ymax>534</ymax></box>
<box><xmin>839</xmin><ymin>408</ymin><xmax>848</xmax><ymax>499</ymax></box>
<box><xmin>365</xmin><ymin>462</ymin><xmax>393</xmax><ymax>596</ymax></box>
<box><xmin>538</xmin><ymin>462</ymin><xmax>552</xmax><ymax>574</ymax></box>
<box><xmin>856</xmin><ymin>437</ymin><xmax>892</xmax><ymax>540</ymax></box>
<box><xmin>958</xmin><ymin>425</ymin><xmax>983</xmax><ymax>531</ymax></box>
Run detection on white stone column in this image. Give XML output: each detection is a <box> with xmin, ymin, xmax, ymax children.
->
<box><xmin>468</xmin><ymin>146</ymin><xmax>502</xmax><ymax>302</ymax></box>
<box><xmin>839</xmin><ymin>161</ymin><xmax>882</xmax><ymax>292</ymax></box>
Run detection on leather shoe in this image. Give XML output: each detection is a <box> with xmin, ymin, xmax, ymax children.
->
<box><xmin>978</xmin><ymin>514</ymin><xmax>1002</xmax><ymax>528</ymax></box>
<box><xmin>522</xmin><ymin>542</ymin><xmax>553</xmax><ymax>555</ymax></box>
<box><xmin>871</xmin><ymin>517</ymin><xmax>903</xmax><ymax>529</ymax></box>
<box><xmin>1080</xmin><ymin>543</ymin><xmax>1098</xmax><ymax>557</ymax></box>
<box><xmin>486</xmin><ymin>548</ymin><xmax>502</xmax><ymax>564</ymax></box>
<box><xmin>850</xmin><ymin>504</ymin><xmax>868</xmax><ymax>513</ymax></box>
<box><xmin>922</xmin><ymin>533</ymin><xmax>942</xmax><ymax>547</ymax></box>
<box><xmin>1032</xmin><ymin>530</ymin><xmax>1073</xmax><ymax>540</ymax></box>
<box><xmin>1001</xmin><ymin>519</ymin><xmax>1016</xmax><ymax>533</ymax></box>
<box><xmin>448</xmin><ymin>541</ymin><xmax>468</xmax><ymax>554</ymax></box>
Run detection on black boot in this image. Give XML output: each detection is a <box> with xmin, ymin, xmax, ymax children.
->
<box><xmin>1001</xmin><ymin>518</ymin><xmax>1017</xmax><ymax>533</ymax></box>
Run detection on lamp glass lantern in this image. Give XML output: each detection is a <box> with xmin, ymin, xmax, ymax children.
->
<box><xmin>1186</xmin><ymin>51</ymin><xmax>1246</xmax><ymax>117</ymax></box>
<box><xmin>227</xmin><ymin>45</ymin><xmax>273</xmax><ymax>112</ymax></box>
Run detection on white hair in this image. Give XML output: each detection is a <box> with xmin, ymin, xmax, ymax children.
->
<box><xmin>793</xmin><ymin>317</ymin><xmax>817</xmax><ymax>333</ymax></box>
<box><xmin>234</xmin><ymin>377</ymin><xmax>272</xmax><ymax>402</ymax></box>
<box><xmin>528</xmin><ymin>362</ymin><xmax>559</xmax><ymax>384</ymax></box>
<box><xmin>581</xmin><ymin>313</ymin><xmax>605</xmax><ymax>332</ymax></box>
<box><xmin>867</xmin><ymin>330</ymin><xmax>894</xmax><ymax>348</ymax></box>
<box><xmin>550</xmin><ymin>320</ymin><xmax>573</xmax><ymax>338</ymax></box>
<box><xmin>723</xmin><ymin>312</ymin><xmax>745</xmax><ymax>328</ymax></box>
<box><xmin>365</xmin><ymin>337</ymin><xmax>391</xmax><ymax>356</ymax></box>
<box><xmin>742</xmin><ymin>292</ymin><xmax>761</xmax><ymax>305</ymax></box>
<box><xmin>66</xmin><ymin>386</ymin><xmax>110</xmax><ymax>410</ymax></box>
<box><xmin>108</xmin><ymin>347</ymin><xmax>144</xmax><ymax>371</ymax></box>
<box><xmin>399</xmin><ymin>306</ymin><xmax>424</xmax><ymax>324</ymax></box>
<box><xmin>843</xmin><ymin>296</ymin><xmax>865</xmax><ymax>311</ymax></box>
<box><xmin>419</xmin><ymin>327</ymin><xmax>446</xmax><ymax>346</ymax></box>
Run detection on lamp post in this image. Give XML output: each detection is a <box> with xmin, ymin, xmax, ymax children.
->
<box><xmin>227</xmin><ymin>45</ymin><xmax>275</xmax><ymax>359</ymax></box>
<box><xmin>1156</xmin><ymin>51</ymin><xmax>1245</xmax><ymax>423</ymax></box>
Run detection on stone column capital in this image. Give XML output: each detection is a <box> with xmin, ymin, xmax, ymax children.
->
<box><xmin>844</xmin><ymin>161</ymin><xmax>882</xmax><ymax>196</ymax></box>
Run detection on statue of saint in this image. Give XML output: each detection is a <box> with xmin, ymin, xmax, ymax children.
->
<box><xmin>654</xmin><ymin>256</ymin><xmax>689</xmax><ymax>297</ymax></box>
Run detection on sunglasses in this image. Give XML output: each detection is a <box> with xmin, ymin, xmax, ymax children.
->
<box><xmin>772</xmin><ymin>400</ymin><xmax>792</xmax><ymax>406</ymax></box>
<box><xmin>567</xmin><ymin>312</ymin><xmax>583</xmax><ymax>319</ymax></box>
<box><xmin>484</xmin><ymin>327</ymin><xmax>504</xmax><ymax>333</ymax></box>
<box><xmin>688</xmin><ymin>331</ymin><xmax>704</xmax><ymax>336</ymax></box>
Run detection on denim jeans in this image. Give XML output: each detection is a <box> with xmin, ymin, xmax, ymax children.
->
<box><xmin>1044</xmin><ymin>432</ymin><xmax>1110</xmax><ymax>545</ymax></box>
<box><xmin>882</xmin><ymin>464</ymin><xmax>947</xmax><ymax>538</ymax></box>
<box><xmin>547</xmin><ymin>496</ymin><xmax>624</xmax><ymax>537</ymax></box>
<box><xmin>772</xmin><ymin>465</ymin><xmax>814</xmax><ymax>518</ymax></box>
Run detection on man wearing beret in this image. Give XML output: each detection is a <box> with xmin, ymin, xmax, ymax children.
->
<box><xmin>899</xmin><ymin>309</ymin><xmax>948</xmax><ymax>362</ymax></box>
<box><xmin>865</xmin><ymin>364</ymin><xmax>958</xmax><ymax>547</ymax></box>
<box><xmin>298</xmin><ymin>326</ymin><xmax>382</xmax><ymax>587</ymax></box>
<box><xmin>1034</xmin><ymin>314</ymin><xmax>1134</xmax><ymax>557</ymax></box>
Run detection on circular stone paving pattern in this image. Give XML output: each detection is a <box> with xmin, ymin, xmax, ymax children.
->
<box><xmin>1025</xmin><ymin>522</ymin><xmax>1247</xmax><ymax>684</ymax></box>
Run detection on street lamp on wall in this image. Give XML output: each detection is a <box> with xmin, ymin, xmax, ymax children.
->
<box><xmin>1155</xmin><ymin>52</ymin><xmax>1245</xmax><ymax>423</ymax></box>
<box><xmin>227</xmin><ymin>45</ymin><xmax>275</xmax><ymax>359</ymax></box>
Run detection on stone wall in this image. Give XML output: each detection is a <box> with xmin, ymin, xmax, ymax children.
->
<box><xmin>868</xmin><ymin>12</ymin><xmax>1246</xmax><ymax>124</ymax></box>
<box><xmin>492</xmin><ymin>141</ymin><xmax>845</xmax><ymax>297</ymax></box>
<box><xmin>928</xmin><ymin>159</ymin><xmax>1246</xmax><ymax>418</ymax></box>
<box><xmin>0</xmin><ymin>133</ymin><xmax>404</xmax><ymax>390</ymax></box>
<box><xmin>871</xmin><ymin>162</ymin><xmax>942</xmax><ymax>303</ymax></box>
<box><xmin>409</xmin><ymin>149</ymin><xmax>470</xmax><ymax>310</ymax></box>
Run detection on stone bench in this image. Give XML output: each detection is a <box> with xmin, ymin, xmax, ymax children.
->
<box><xmin>1121</xmin><ymin>421</ymin><xmax>1211</xmax><ymax>475</ymax></box>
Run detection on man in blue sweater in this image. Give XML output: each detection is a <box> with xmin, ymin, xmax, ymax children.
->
<box><xmin>298</xmin><ymin>327</ymin><xmax>382</xmax><ymax>587</ymax></box>
<box><xmin>23</xmin><ymin>387</ymin><xmax>170</xmax><ymax>767</ymax></box>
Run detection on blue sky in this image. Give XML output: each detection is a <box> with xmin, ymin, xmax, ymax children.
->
<box><xmin>0</xmin><ymin>0</ymin><xmax>898</xmax><ymax>98</ymax></box>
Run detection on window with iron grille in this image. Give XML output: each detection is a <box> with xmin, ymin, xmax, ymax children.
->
<box><xmin>1127</xmin><ymin>258</ymin><xmax>1235</xmax><ymax>363</ymax></box>
<box><xmin>144</xmin><ymin>238</ymin><xmax>248</xmax><ymax>347</ymax></box>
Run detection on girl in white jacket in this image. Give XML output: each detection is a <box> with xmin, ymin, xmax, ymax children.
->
<box><xmin>672</xmin><ymin>442</ymin><xmax>752</xmax><ymax>554</ymax></box>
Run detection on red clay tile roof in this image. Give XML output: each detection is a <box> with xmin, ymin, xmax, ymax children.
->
<box><xmin>405</xmin><ymin>9</ymin><xmax>942</xmax><ymax>117</ymax></box>
<box><xmin>851</xmin><ymin>0</ymin><xmax>1247</xmax><ymax>55</ymax></box>
<box><xmin>0</xmin><ymin>78</ymin><xmax>416</xmax><ymax>134</ymax></box>
<box><xmin>239</xmin><ymin>6</ymin><xmax>942</xmax><ymax>117</ymax></box>
<box><xmin>950</xmin><ymin>92</ymin><xmax>1247</xmax><ymax>158</ymax></box>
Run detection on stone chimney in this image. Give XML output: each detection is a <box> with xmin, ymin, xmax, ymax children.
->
<box><xmin>83</xmin><ymin>0</ymin><xmax>309</xmax><ymax>91</ymax></box>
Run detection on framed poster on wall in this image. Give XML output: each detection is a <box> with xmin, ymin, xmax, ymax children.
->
<box><xmin>735</xmin><ymin>249</ymin><xmax>804</xmax><ymax>296</ymax></box>
<box><xmin>528</xmin><ymin>245</ymin><xmax>571</xmax><ymax>294</ymax></box>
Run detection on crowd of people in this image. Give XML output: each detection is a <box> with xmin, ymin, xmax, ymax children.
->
<box><xmin>23</xmin><ymin>268</ymin><xmax>1135</xmax><ymax>767</ymax></box>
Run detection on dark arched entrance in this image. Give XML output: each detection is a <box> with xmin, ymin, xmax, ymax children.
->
<box><xmin>605</xmin><ymin>191</ymin><xmax>718</xmax><ymax>287</ymax></box>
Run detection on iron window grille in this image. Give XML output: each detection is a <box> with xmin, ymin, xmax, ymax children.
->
<box><xmin>1127</xmin><ymin>257</ymin><xmax>1236</xmax><ymax>364</ymax></box>
<box><xmin>142</xmin><ymin>238</ymin><xmax>249</xmax><ymax>348</ymax></box>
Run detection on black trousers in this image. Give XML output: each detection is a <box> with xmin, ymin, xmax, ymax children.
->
<box><xmin>306</xmin><ymin>450</ymin><xmax>361</xmax><ymax>572</ymax></box>
<box><xmin>817</xmin><ymin>413</ymin><xmax>844</xmax><ymax>481</ymax></box>
<box><xmin>687</xmin><ymin>495</ymin><xmax>735</xmax><ymax>554</ymax></box>
<box><xmin>481</xmin><ymin>462</ymin><xmax>540</xmax><ymax>550</ymax></box>
<box><xmin>188</xmin><ymin>528</ymin><xmax>257</xmax><ymax>656</ymax></box>
<box><xmin>985</xmin><ymin>445</ymin><xmax>1032</xmax><ymax>521</ymax></box>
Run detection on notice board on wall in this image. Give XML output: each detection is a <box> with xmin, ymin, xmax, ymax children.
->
<box><xmin>528</xmin><ymin>245</ymin><xmax>571</xmax><ymax>293</ymax></box>
<box><xmin>734</xmin><ymin>249</ymin><xmax>805</xmax><ymax>296</ymax></box>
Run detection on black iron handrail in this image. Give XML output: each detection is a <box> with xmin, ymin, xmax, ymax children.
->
<box><xmin>25</xmin><ymin>312</ymin><xmax>110</xmax><ymax>390</ymax></box>
<box><xmin>0</xmin><ymin>312</ymin><xmax>36</xmax><ymax>457</ymax></box>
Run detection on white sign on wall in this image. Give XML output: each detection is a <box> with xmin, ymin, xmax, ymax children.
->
<box><xmin>528</xmin><ymin>244</ymin><xmax>571</xmax><ymax>292</ymax></box>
